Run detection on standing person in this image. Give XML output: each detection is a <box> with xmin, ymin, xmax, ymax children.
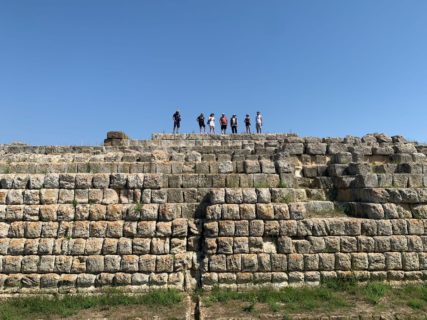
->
<box><xmin>220</xmin><ymin>113</ymin><xmax>228</xmax><ymax>134</ymax></box>
<box><xmin>208</xmin><ymin>113</ymin><xmax>216</xmax><ymax>134</ymax></box>
<box><xmin>256</xmin><ymin>111</ymin><xmax>263</xmax><ymax>133</ymax></box>
<box><xmin>173</xmin><ymin>110</ymin><xmax>181</xmax><ymax>134</ymax></box>
<box><xmin>197</xmin><ymin>113</ymin><xmax>206</xmax><ymax>134</ymax></box>
<box><xmin>230</xmin><ymin>114</ymin><xmax>238</xmax><ymax>134</ymax></box>
<box><xmin>244</xmin><ymin>114</ymin><xmax>251</xmax><ymax>134</ymax></box>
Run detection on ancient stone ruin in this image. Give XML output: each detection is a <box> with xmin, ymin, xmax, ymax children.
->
<box><xmin>1</xmin><ymin>131</ymin><xmax>427</xmax><ymax>294</ymax></box>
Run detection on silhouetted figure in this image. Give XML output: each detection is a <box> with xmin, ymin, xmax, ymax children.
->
<box><xmin>208</xmin><ymin>113</ymin><xmax>215</xmax><ymax>134</ymax></box>
<box><xmin>244</xmin><ymin>114</ymin><xmax>251</xmax><ymax>134</ymax></box>
<box><xmin>256</xmin><ymin>111</ymin><xmax>263</xmax><ymax>133</ymax></box>
<box><xmin>197</xmin><ymin>113</ymin><xmax>206</xmax><ymax>134</ymax></box>
<box><xmin>220</xmin><ymin>113</ymin><xmax>228</xmax><ymax>134</ymax></box>
<box><xmin>173</xmin><ymin>110</ymin><xmax>181</xmax><ymax>134</ymax></box>
<box><xmin>231</xmin><ymin>114</ymin><xmax>238</xmax><ymax>134</ymax></box>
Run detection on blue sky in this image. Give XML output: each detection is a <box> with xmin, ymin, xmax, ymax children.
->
<box><xmin>0</xmin><ymin>0</ymin><xmax>426</xmax><ymax>145</ymax></box>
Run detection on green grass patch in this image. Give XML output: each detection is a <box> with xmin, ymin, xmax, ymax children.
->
<box><xmin>203</xmin><ymin>280</ymin><xmax>427</xmax><ymax>315</ymax></box>
<box><xmin>0</xmin><ymin>289</ymin><xmax>183</xmax><ymax>320</ymax></box>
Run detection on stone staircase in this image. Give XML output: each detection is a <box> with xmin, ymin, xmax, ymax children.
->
<box><xmin>0</xmin><ymin>132</ymin><xmax>426</xmax><ymax>294</ymax></box>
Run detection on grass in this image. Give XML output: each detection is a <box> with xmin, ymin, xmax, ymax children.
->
<box><xmin>0</xmin><ymin>289</ymin><xmax>183</xmax><ymax>320</ymax></box>
<box><xmin>202</xmin><ymin>279</ymin><xmax>427</xmax><ymax>316</ymax></box>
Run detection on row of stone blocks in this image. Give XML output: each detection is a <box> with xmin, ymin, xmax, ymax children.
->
<box><xmin>0</xmin><ymin>252</ymin><xmax>194</xmax><ymax>274</ymax></box>
<box><xmin>201</xmin><ymin>270</ymin><xmax>427</xmax><ymax>289</ymax></box>
<box><xmin>0</xmin><ymin>272</ymin><xmax>189</xmax><ymax>292</ymax></box>
<box><xmin>0</xmin><ymin>219</ymin><xmax>197</xmax><ymax>238</ymax></box>
<box><xmin>0</xmin><ymin>173</ymin><xmax>284</xmax><ymax>190</ymax></box>
<box><xmin>205</xmin><ymin>252</ymin><xmax>427</xmax><ymax>273</ymax></box>
<box><xmin>0</xmin><ymin>187</ymin><xmax>321</xmax><ymax>208</ymax></box>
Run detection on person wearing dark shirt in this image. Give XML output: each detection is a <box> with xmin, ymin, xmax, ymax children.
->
<box><xmin>197</xmin><ymin>113</ymin><xmax>206</xmax><ymax>134</ymax></box>
<box><xmin>244</xmin><ymin>114</ymin><xmax>251</xmax><ymax>134</ymax></box>
<box><xmin>220</xmin><ymin>113</ymin><xmax>228</xmax><ymax>134</ymax></box>
<box><xmin>231</xmin><ymin>114</ymin><xmax>238</xmax><ymax>134</ymax></box>
<box><xmin>173</xmin><ymin>110</ymin><xmax>181</xmax><ymax>134</ymax></box>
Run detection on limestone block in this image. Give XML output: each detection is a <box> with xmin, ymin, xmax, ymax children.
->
<box><xmin>249</xmin><ymin>220</ymin><xmax>264</xmax><ymax>237</ymax></box>
<box><xmin>324</xmin><ymin>237</ymin><xmax>340</xmax><ymax>253</ymax></box>
<box><xmin>120</xmin><ymin>255</ymin><xmax>138</xmax><ymax>272</ymax></box>
<box><xmin>102</xmin><ymin>189</ymin><xmax>119</xmax><ymax>204</ymax></box>
<box><xmin>257</xmin><ymin>253</ymin><xmax>271</xmax><ymax>272</ymax></box>
<box><xmin>210</xmin><ymin>189</ymin><xmax>225</xmax><ymax>204</ymax></box>
<box><xmin>23</xmin><ymin>190</ymin><xmax>40</xmax><ymax>205</ymax></box>
<box><xmin>88</xmin><ymin>189</ymin><xmax>103</xmax><ymax>204</ymax></box>
<box><xmin>233</xmin><ymin>237</ymin><xmax>249</xmax><ymax>254</ymax></box>
<box><xmin>340</xmin><ymin>237</ymin><xmax>357</xmax><ymax>253</ymax></box>
<box><xmin>217</xmin><ymin>237</ymin><xmax>233</xmax><ymax>254</ymax></box>
<box><xmin>74</xmin><ymin>189</ymin><xmax>89</xmax><ymax>204</ymax></box>
<box><xmin>361</xmin><ymin>220</ymin><xmax>378</xmax><ymax>236</ymax></box>
<box><xmin>151</xmin><ymin>238</ymin><xmax>169</xmax><ymax>254</ymax></box>
<box><xmin>306</xmin><ymin>143</ymin><xmax>327</xmax><ymax>155</ymax></box>
<box><xmin>22</xmin><ymin>255</ymin><xmax>39</xmax><ymax>273</ymax></box>
<box><xmin>375</xmin><ymin>237</ymin><xmax>391</xmax><ymax>252</ymax></box>
<box><xmin>234</xmin><ymin>220</ymin><xmax>249</xmax><ymax>237</ymax></box>
<box><xmin>135</xmin><ymin>221</ymin><xmax>155</xmax><ymax>237</ymax></box>
<box><xmin>38</xmin><ymin>238</ymin><xmax>54</xmax><ymax>254</ymax></box>
<box><xmin>243</xmin><ymin>160</ymin><xmax>260</xmax><ymax>174</ymax></box>
<box><xmin>288</xmin><ymin>202</ymin><xmax>306</xmax><ymax>220</ymax></box>
<box><xmin>59</xmin><ymin>174</ymin><xmax>76</xmax><ymax>189</ymax></box>
<box><xmin>218</xmin><ymin>161</ymin><xmax>233</xmax><ymax>174</ymax></box>
<box><xmin>279</xmin><ymin>220</ymin><xmax>297</xmax><ymax>237</ymax></box>
<box><xmin>402</xmin><ymin>252</ymin><xmax>419</xmax><ymax>270</ymax></box>
<box><xmin>155</xmin><ymin>221</ymin><xmax>171</xmax><ymax>237</ymax></box>
<box><xmin>407</xmin><ymin>235</ymin><xmax>423</xmax><ymax>251</ymax></box>
<box><xmin>44</xmin><ymin>174</ymin><xmax>59</xmax><ymax>188</ymax></box>
<box><xmin>218</xmin><ymin>220</ymin><xmax>234</xmax><ymax>236</ymax></box>
<box><xmin>57</xmin><ymin>204</ymin><xmax>75</xmax><ymax>221</ymax></box>
<box><xmin>264</xmin><ymin>221</ymin><xmax>280</xmax><ymax>237</ymax></box>
<box><xmin>7</xmin><ymin>190</ymin><xmax>23</xmax><ymax>205</ymax></box>
<box><xmin>225</xmin><ymin>189</ymin><xmax>243</xmax><ymax>204</ymax></box>
<box><xmin>8</xmin><ymin>238</ymin><xmax>25</xmax><ymax>255</ymax></box>
<box><xmin>318</xmin><ymin>253</ymin><xmax>335</xmax><ymax>271</ymax></box>
<box><xmin>104</xmin><ymin>255</ymin><xmax>121</xmax><ymax>272</ymax></box>
<box><xmin>170</xmin><ymin>238</ymin><xmax>186</xmax><ymax>254</ymax></box>
<box><xmin>144</xmin><ymin>174</ymin><xmax>162</xmax><ymax>189</ymax></box>
<box><xmin>85</xmin><ymin>238</ymin><xmax>103</xmax><ymax>255</ymax></box>
<box><xmin>204</xmin><ymin>221</ymin><xmax>218</xmax><ymax>237</ymax></box>
<box><xmin>368</xmin><ymin>253</ymin><xmax>386</xmax><ymax>270</ymax></box>
<box><xmin>157</xmin><ymin>203</ymin><xmax>177</xmax><ymax>220</ymax></box>
<box><xmin>390</xmin><ymin>235</ymin><xmax>408</xmax><ymax>251</ymax></box>
<box><xmin>256</xmin><ymin>204</ymin><xmax>274</xmax><ymax>220</ymax></box>
<box><xmin>209</xmin><ymin>255</ymin><xmax>226</xmax><ymax>272</ymax></box>
<box><xmin>76</xmin><ymin>273</ymin><xmax>96</xmax><ymax>287</ymax></box>
<box><xmin>256</xmin><ymin>188</ymin><xmax>271</xmax><ymax>203</ymax></box>
<box><xmin>241</xmin><ymin>254</ymin><xmax>258</xmax><ymax>272</ymax></box>
<box><xmin>102</xmin><ymin>238</ymin><xmax>118</xmax><ymax>254</ymax></box>
<box><xmin>151</xmin><ymin>190</ymin><xmax>167</xmax><ymax>204</ymax></box>
<box><xmin>239</xmin><ymin>204</ymin><xmax>256</xmax><ymax>220</ymax></box>
<box><xmin>25</xmin><ymin>222</ymin><xmax>42</xmax><ymax>238</ymax></box>
<box><xmin>226</xmin><ymin>255</ymin><xmax>241</xmax><ymax>272</ymax></box>
<box><xmin>242</xmin><ymin>189</ymin><xmax>257</xmax><ymax>203</ymax></box>
<box><xmin>132</xmin><ymin>273</ymin><xmax>149</xmax><ymax>286</ymax></box>
<box><xmin>41</xmin><ymin>274</ymin><xmax>60</xmax><ymax>288</ymax></box>
<box><xmin>28</xmin><ymin>175</ymin><xmax>44</xmax><ymax>189</ymax></box>
<box><xmin>222</xmin><ymin>204</ymin><xmax>239</xmax><ymax>220</ymax></box>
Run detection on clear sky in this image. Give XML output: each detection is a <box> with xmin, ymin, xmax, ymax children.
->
<box><xmin>0</xmin><ymin>0</ymin><xmax>426</xmax><ymax>145</ymax></box>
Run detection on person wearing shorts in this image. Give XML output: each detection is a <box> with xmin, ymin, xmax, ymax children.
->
<box><xmin>197</xmin><ymin>113</ymin><xmax>206</xmax><ymax>134</ymax></box>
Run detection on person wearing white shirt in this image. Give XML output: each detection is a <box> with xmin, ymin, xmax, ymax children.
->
<box><xmin>256</xmin><ymin>111</ymin><xmax>263</xmax><ymax>133</ymax></box>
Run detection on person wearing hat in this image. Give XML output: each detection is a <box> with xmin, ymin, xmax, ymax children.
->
<box><xmin>220</xmin><ymin>113</ymin><xmax>228</xmax><ymax>134</ymax></box>
<box><xmin>256</xmin><ymin>111</ymin><xmax>263</xmax><ymax>134</ymax></box>
<box><xmin>231</xmin><ymin>114</ymin><xmax>238</xmax><ymax>134</ymax></box>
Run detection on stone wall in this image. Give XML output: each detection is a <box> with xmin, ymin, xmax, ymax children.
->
<box><xmin>1</xmin><ymin>132</ymin><xmax>427</xmax><ymax>294</ymax></box>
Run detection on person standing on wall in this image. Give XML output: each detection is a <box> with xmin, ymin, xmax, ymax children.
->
<box><xmin>208</xmin><ymin>113</ymin><xmax>216</xmax><ymax>134</ymax></box>
<box><xmin>220</xmin><ymin>113</ymin><xmax>228</xmax><ymax>134</ymax></box>
<box><xmin>231</xmin><ymin>114</ymin><xmax>238</xmax><ymax>134</ymax></box>
<box><xmin>173</xmin><ymin>110</ymin><xmax>181</xmax><ymax>134</ymax></box>
<box><xmin>244</xmin><ymin>114</ymin><xmax>251</xmax><ymax>134</ymax></box>
<box><xmin>197</xmin><ymin>113</ymin><xmax>206</xmax><ymax>134</ymax></box>
<box><xmin>256</xmin><ymin>111</ymin><xmax>263</xmax><ymax>134</ymax></box>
